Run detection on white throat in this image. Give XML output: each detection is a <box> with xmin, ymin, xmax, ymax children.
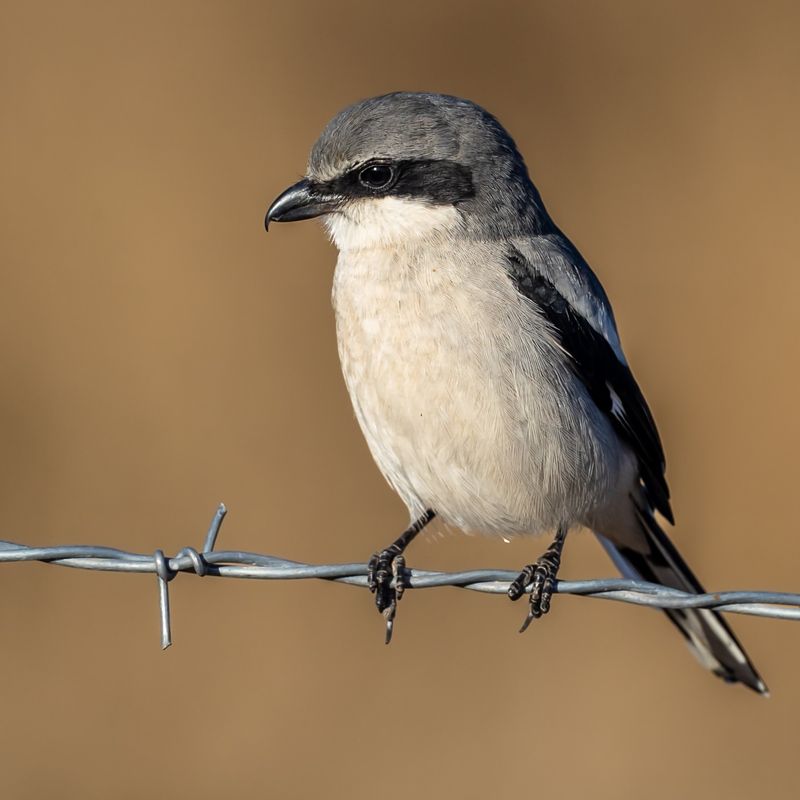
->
<box><xmin>324</xmin><ymin>196</ymin><xmax>463</xmax><ymax>251</ymax></box>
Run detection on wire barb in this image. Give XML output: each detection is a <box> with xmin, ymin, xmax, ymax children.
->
<box><xmin>0</xmin><ymin>503</ymin><xmax>796</xmax><ymax>647</ymax></box>
<box><xmin>153</xmin><ymin>549</ymin><xmax>173</xmax><ymax>650</ymax></box>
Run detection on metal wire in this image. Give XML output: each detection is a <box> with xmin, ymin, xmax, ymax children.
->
<box><xmin>1</xmin><ymin>503</ymin><xmax>797</xmax><ymax>648</ymax></box>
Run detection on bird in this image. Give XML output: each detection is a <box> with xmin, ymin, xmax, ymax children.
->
<box><xmin>265</xmin><ymin>92</ymin><xmax>766</xmax><ymax>694</ymax></box>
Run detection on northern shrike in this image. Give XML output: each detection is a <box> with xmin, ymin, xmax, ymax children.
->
<box><xmin>266</xmin><ymin>92</ymin><xmax>766</xmax><ymax>693</ymax></box>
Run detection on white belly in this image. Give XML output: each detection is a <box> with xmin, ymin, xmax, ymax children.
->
<box><xmin>332</xmin><ymin>241</ymin><xmax>631</xmax><ymax>536</ymax></box>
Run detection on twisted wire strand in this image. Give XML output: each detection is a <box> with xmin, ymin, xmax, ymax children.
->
<box><xmin>1</xmin><ymin>504</ymin><xmax>796</xmax><ymax>648</ymax></box>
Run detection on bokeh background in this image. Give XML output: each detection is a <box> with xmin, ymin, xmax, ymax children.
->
<box><xmin>1</xmin><ymin>1</ymin><xmax>798</xmax><ymax>797</ymax></box>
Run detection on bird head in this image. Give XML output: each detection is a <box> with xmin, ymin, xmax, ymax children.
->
<box><xmin>265</xmin><ymin>92</ymin><xmax>551</xmax><ymax>249</ymax></box>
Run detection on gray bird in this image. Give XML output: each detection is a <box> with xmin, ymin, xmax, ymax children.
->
<box><xmin>266</xmin><ymin>92</ymin><xmax>766</xmax><ymax>693</ymax></box>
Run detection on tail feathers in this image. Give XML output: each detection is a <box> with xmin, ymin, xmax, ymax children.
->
<box><xmin>597</xmin><ymin>507</ymin><xmax>768</xmax><ymax>695</ymax></box>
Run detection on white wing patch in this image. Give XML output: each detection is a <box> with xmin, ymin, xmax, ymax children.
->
<box><xmin>608</xmin><ymin>383</ymin><xmax>625</xmax><ymax>418</ymax></box>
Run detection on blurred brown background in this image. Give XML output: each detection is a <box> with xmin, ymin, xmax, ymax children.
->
<box><xmin>0</xmin><ymin>1</ymin><xmax>798</xmax><ymax>797</ymax></box>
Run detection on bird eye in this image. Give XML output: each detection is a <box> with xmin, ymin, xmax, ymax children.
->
<box><xmin>358</xmin><ymin>164</ymin><xmax>395</xmax><ymax>190</ymax></box>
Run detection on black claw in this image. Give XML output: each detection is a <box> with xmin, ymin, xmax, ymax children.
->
<box><xmin>383</xmin><ymin>606</ymin><xmax>396</xmax><ymax>645</ymax></box>
<box><xmin>508</xmin><ymin>528</ymin><xmax>567</xmax><ymax>632</ymax></box>
<box><xmin>366</xmin><ymin>547</ymin><xmax>411</xmax><ymax>633</ymax></box>
<box><xmin>518</xmin><ymin>607</ymin><xmax>537</xmax><ymax>634</ymax></box>
<box><xmin>366</xmin><ymin>511</ymin><xmax>436</xmax><ymax>644</ymax></box>
<box><xmin>367</xmin><ymin>549</ymin><xmax>397</xmax><ymax>613</ymax></box>
<box><xmin>367</xmin><ymin>551</ymin><xmax>402</xmax><ymax>645</ymax></box>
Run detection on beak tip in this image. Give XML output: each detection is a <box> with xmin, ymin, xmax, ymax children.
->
<box><xmin>265</xmin><ymin>178</ymin><xmax>339</xmax><ymax>231</ymax></box>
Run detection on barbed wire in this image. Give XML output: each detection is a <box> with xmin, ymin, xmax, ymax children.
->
<box><xmin>1</xmin><ymin>503</ymin><xmax>797</xmax><ymax>648</ymax></box>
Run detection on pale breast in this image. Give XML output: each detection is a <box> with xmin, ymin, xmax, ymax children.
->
<box><xmin>332</xmin><ymin>241</ymin><xmax>626</xmax><ymax>536</ymax></box>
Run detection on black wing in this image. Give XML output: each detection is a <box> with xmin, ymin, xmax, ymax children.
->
<box><xmin>506</xmin><ymin>244</ymin><xmax>674</xmax><ymax>524</ymax></box>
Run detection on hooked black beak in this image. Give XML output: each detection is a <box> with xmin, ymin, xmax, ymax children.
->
<box><xmin>265</xmin><ymin>179</ymin><xmax>341</xmax><ymax>231</ymax></box>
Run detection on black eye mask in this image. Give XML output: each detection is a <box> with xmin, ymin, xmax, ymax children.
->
<box><xmin>314</xmin><ymin>159</ymin><xmax>475</xmax><ymax>206</ymax></box>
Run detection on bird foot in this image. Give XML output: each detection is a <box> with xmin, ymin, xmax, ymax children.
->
<box><xmin>367</xmin><ymin>549</ymin><xmax>408</xmax><ymax>644</ymax></box>
<box><xmin>508</xmin><ymin>532</ymin><xmax>565</xmax><ymax>632</ymax></box>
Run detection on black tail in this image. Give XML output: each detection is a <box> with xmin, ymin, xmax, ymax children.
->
<box><xmin>598</xmin><ymin>507</ymin><xmax>768</xmax><ymax>695</ymax></box>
